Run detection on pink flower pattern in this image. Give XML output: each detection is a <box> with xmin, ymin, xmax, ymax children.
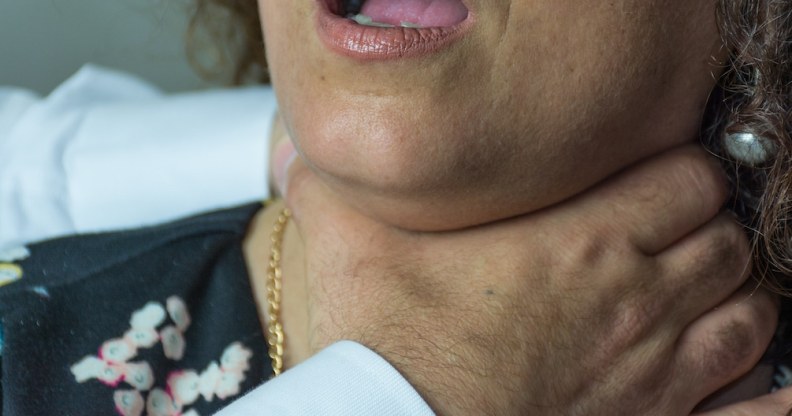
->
<box><xmin>70</xmin><ymin>296</ymin><xmax>252</xmax><ymax>416</ymax></box>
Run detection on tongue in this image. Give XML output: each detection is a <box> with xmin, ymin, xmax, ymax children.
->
<box><xmin>360</xmin><ymin>0</ymin><xmax>468</xmax><ymax>27</ymax></box>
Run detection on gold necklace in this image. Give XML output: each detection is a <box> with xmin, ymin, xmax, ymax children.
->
<box><xmin>266</xmin><ymin>208</ymin><xmax>290</xmax><ymax>377</ymax></box>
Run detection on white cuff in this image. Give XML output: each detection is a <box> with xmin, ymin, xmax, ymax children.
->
<box><xmin>216</xmin><ymin>340</ymin><xmax>435</xmax><ymax>415</ymax></box>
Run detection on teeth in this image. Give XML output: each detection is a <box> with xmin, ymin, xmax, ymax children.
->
<box><xmin>350</xmin><ymin>14</ymin><xmax>394</xmax><ymax>28</ymax></box>
<box><xmin>349</xmin><ymin>14</ymin><xmax>423</xmax><ymax>29</ymax></box>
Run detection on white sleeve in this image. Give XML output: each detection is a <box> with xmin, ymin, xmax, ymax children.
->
<box><xmin>0</xmin><ymin>84</ymin><xmax>72</xmax><ymax>251</ymax></box>
<box><xmin>217</xmin><ymin>341</ymin><xmax>435</xmax><ymax>416</ymax></box>
<box><xmin>0</xmin><ymin>65</ymin><xmax>276</xmax><ymax>250</ymax></box>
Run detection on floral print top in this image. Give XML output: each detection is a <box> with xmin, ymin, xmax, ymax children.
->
<box><xmin>0</xmin><ymin>204</ymin><xmax>270</xmax><ymax>415</ymax></box>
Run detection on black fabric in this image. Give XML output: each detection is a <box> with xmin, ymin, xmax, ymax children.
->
<box><xmin>0</xmin><ymin>203</ymin><xmax>271</xmax><ymax>415</ymax></box>
<box><xmin>2</xmin><ymin>202</ymin><xmax>792</xmax><ymax>414</ymax></box>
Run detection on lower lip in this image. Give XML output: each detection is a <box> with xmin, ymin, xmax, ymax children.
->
<box><xmin>315</xmin><ymin>0</ymin><xmax>474</xmax><ymax>61</ymax></box>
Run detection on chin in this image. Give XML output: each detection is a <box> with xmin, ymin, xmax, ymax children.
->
<box><xmin>281</xmin><ymin>110</ymin><xmax>490</xmax><ymax>230</ymax></box>
<box><xmin>318</xmin><ymin>178</ymin><xmax>523</xmax><ymax>232</ymax></box>
<box><xmin>285</xmin><ymin>92</ymin><xmax>478</xmax><ymax>194</ymax></box>
<box><xmin>282</xmin><ymin>112</ymin><xmax>555</xmax><ymax>231</ymax></box>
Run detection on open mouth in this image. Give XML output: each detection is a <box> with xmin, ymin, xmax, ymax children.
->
<box><xmin>334</xmin><ymin>0</ymin><xmax>470</xmax><ymax>29</ymax></box>
<box><xmin>317</xmin><ymin>0</ymin><xmax>474</xmax><ymax>60</ymax></box>
<box><xmin>340</xmin><ymin>0</ymin><xmax>365</xmax><ymax>16</ymax></box>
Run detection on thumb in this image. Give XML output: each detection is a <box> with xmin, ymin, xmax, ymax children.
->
<box><xmin>271</xmin><ymin>137</ymin><xmax>298</xmax><ymax>199</ymax></box>
<box><xmin>692</xmin><ymin>387</ymin><xmax>792</xmax><ymax>416</ymax></box>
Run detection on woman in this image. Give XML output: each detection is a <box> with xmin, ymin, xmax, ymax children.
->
<box><xmin>220</xmin><ymin>0</ymin><xmax>792</xmax><ymax>412</ymax></box>
<box><xmin>1</xmin><ymin>0</ymin><xmax>790</xmax><ymax>414</ymax></box>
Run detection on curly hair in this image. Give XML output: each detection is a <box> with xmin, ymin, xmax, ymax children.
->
<box><xmin>190</xmin><ymin>0</ymin><xmax>792</xmax><ymax>291</ymax></box>
<box><xmin>186</xmin><ymin>0</ymin><xmax>268</xmax><ymax>84</ymax></box>
<box><xmin>705</xmin><ymin>0</ymin><xmax>792</xmax><ymax>293</ymax></box>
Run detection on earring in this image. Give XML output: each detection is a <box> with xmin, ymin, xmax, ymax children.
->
<box><xmin>723</xmin><ymin>130</ymin><xmax>776</xmax><ymax>166</ymax></box>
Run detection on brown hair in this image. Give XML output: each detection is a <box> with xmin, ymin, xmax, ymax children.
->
<box><xmin>186</xmin><ymin>0</ymin><xmax>269</xmax><ymax>84</ymax></box>
<box><xmin>190</xmin><ymin>0</ymin><xmax>792</xmax><ymax>290</ymax></box>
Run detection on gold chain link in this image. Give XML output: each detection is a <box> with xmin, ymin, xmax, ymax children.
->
<box><xmin>266</xmin><ymin>208</ymin><xmax>290</xmax><ymax>377</ymax></box>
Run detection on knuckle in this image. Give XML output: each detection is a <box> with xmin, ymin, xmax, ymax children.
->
<box><xmin>551</xmin><ymin>229</ymin><xmax>643</xmax><ymax>295</ymax></box>
<box><xmin>605</xmin><ymin>294</ymin><xmax>666</xmax><ymax>352</ymax></box>
<box><xmin>699</xmin><ymin>315</ymin><xmax>766</xmax><ymax>380</ymax></box>
<box><xmin>691</xmin><ymin>217</ymin><xmax>751</xmax><ymax>282</ymax></box>
<box><xmin>556</xmin><ymin>230</ymin><xmax>613</xmax><ymax>269</ymax></box>
<box><xmin>710</xmin><ymin>224</ymin><xmax>749</xmax><ymax>265</ymax></box>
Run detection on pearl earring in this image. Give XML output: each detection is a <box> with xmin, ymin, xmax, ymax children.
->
<box><xmin>723</xmin><ymin>131</ymin><xmax>776</xmax><ymax>166</ymax></box>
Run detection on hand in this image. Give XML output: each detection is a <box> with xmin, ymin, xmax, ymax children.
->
<box><xmin>694</xmin><ymin>388</ymin><xmax>792</xmax><ymax>415</ymax></box>
<box><xmin>274</xmin><ymin>137</ymin><xmax>778</xmax><ymax>415</ymax></box>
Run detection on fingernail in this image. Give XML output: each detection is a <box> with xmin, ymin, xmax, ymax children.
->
<box><xmin>273</xmin><ymin>140</ymin><xmax>297</xmax><ymax>197</ymax></box>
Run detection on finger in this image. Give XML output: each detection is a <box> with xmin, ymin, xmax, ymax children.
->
<box><xmin>674</xmin><ymin>285</ymin><xmax>779</xmax><ymax>408</ymax></box>
<box><xmin>279</xmin><ymin>149</ymin><xmax>327</xmax><ymax>224</ymax></box>
<box><xmin>267</xmin><ymin>117</ymin><xmax>343</xmax><ymax>230</ymax></box>
<box><xmin>268</xmin><ymin>109</ymin><xmax>357</xmax><ymax>228</ymax></box>
<box><xmin>269</xmin><ymin>111</ymin><xmax>299</xmax><ymax>198</ymax></box>
<box><xmin>564</xmin><ymin>145</ymin><xmax>728</xmax><ymax>255</ymax></box>
<box><xmin>270</xmin><ymin>120</ymin><xmax>394</xmax><ymax>256</ymax></box>
<box><xmin>694</xmin><ymin>365</ymin><xmax>776</xmax><ymax>412</ymax></box>
<box><xmin>269</xmin><ymin>113</ymin><xmax>292</xmax><ymax>196</ymax></box>
<box><xmin>656</xmin><ymin>212</ymin><xmax>752</xmax><ymax>325</ymax></box>
<box><xmin>692</xmin><ymin>387</ymin><xmax>792</xmax><ymax>416</ymax></box>
<box><xmin>271</xmin><ymin>138</ymin><xmax>297</xmax><ymax>197</ymax></box>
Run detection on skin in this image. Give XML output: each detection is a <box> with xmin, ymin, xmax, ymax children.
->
<box><xmin>244</xmin><ymin>142</ymin><xmax>782</xmax><ymax>414</ymax></box>
<box><xmin>244</xmin><ymin>0</ymin><xmax>790</xmax><ymax>414</ymax></box>
<box><xmin>258</xmin><ymin>0</ymin><xmax>728</xmax><ymax>231</ymax></box>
